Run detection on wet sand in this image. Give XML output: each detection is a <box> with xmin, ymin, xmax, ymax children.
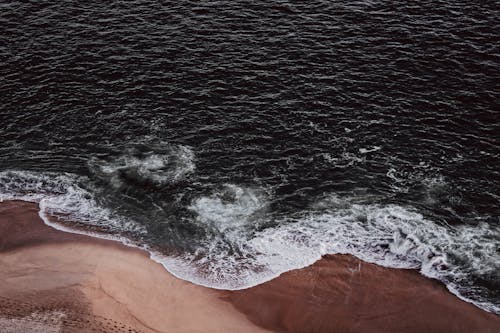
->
<box><xmin>228</xmin><ymin>255</ymin><xmax>500</xmax><ymax>333</ymax></box>
<box><xmin>0</xmin><ymin>200</ymin><xmax>498</xmax><ymax>332</ymax></box>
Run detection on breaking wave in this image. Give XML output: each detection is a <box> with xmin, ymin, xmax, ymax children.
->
<box><xmin>158</xmin><ymin>189</ymin><xmax>500</xmax><ymax>314</ymax></box>
<box><xmin>0</xmin><ymin>171</ymin><xmax>498</xmax><ymax>314</ymax></box>
<box><xmin>0</xmin><ymin>170</ymin><xmax>145</xmax><ymax>235</ymax></box>
<box><xmin>88</xmin><ymin>142</ymin><xmax>195</xmax><ymax>189</ymax></box>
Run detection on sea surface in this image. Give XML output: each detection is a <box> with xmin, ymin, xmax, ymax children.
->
<box><xmin>0</xmin><ymin>1</ymin><xmax>499</xmax><ymax>313</ymax></box>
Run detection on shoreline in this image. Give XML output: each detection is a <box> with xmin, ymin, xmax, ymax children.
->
<box><xmin>0</xmin><ymin>200</ymin><xmax>498</xmax><ymax>332</ymax></box>
<box><xmin>25</xmin><ymin>197</ymin><xmax>500</xmax><ymax>313</ymax></box>
<box><xmin>0</xmin><ymin>200</ymin><xmax>271</xmax><ymax>333</ymax></box>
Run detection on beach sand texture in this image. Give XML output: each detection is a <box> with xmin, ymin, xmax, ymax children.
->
<box><xmin>0</xmin><ymin>200</ymin><xmax>498</xmax><ymax>333</ymax></box>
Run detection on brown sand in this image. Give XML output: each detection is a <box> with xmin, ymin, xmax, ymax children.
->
<box><xmin>228</xmin><ymin>255</ymin><xmax>500</xmax><ymax>333</ymax></box>
<box><xmin>0</xmin><ymin>201</ymin><xmax>270</xmax><ymax>333</ymax></box>
<box><xmin>0</xmin><ymin>200</ymin><xmax>498</xmax><ymax>333</ymax></box>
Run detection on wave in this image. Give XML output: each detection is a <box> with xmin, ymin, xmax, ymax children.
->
<box><xmin>88</xmin><ymin>143</ymin><xmax>195</xmax><ymax>189</ymax></box>
<box><xmin>322</xmin><ymin>152</ymin><xmax>365</xmax><ymax>168</ymax></box>
<box><xmin>161</xmin><ymin>189</ymin><xmax>499</xmax><ymax>315</ymax></box>
<box><xmin>0</xmin><ymin>170</ymin><xmax>498</xmax><ymax>314</ymax></box>
<box><xmin>189</xmin><ymin>184</ymin><xmax>269</xmax><ymax>232</ymax></box>
<box><xmin>0</xmin><ymin>170</ymin><xmax>144</xmax><ymax>235</ymax></box>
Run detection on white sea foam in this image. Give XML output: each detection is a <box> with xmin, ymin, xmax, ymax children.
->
<box><xmin>89</xmin><ymin>144</ymin><xmax>195</xmax><ymax>188</ymax></box>
<box><xmin>159</xmin><ymin>191</ymin><xmax>500</xmax><ymax>314</ymax></box>
<box><xmin>386</xmin><ymin>163</ymin><xmax>446</xmax><ymax>196</ymax></box>
<box><xmin>359</xmin><ymin>146</ymin><xmax>382</xmax><ymax>154</ymax></box>
<box><xmin>322</xmin><ymin>152</ymin><xmax>365</xmax><ymax>168</ymax></box>
<box><xmin>0</xmin><ymin>170</ymin><xmax>145</xmax><ymax>235</ymax></box>
<box><xmin>189</xmin><ymin>184</ymin><xmax>269</xmax><ymax>232</ymax></box>
<box><xmin>0</xmin><ymin>172</ymin><xmax>498</xmax><ymax>314</ymax></box>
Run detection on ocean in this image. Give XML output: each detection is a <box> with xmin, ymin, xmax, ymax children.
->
<box><xmin>0</xmin><ymin>1</ymin><xmax>498</xmax><ymax>313</ymax></box>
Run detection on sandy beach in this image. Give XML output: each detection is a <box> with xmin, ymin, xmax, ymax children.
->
<box><xmin>0</xmin><ymin>200</ymin><xmax>498</xmax><ymax>333</ymax></box>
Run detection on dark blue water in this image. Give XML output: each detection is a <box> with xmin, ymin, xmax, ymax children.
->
<box><xmin>0</xmin><ymin>1</ymin><xmax>498</xmax><ymax>313</ymax></box>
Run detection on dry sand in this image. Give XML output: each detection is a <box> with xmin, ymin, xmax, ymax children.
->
<box><xmin>0</xmin><ymin>200</ymin><xmax>498</xmax><ymax>333</ymax></box>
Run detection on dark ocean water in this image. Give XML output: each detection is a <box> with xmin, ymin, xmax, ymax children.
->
<box><xmin>0</xmin><ymin>1</ymin><xmax>499</xmax><ymax>313</ymax></box>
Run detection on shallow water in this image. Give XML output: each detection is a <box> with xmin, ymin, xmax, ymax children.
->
<box><xmin>0</xmin><ymin>1</ymin><xmax>498</xmax><ymax>313</ymax></box>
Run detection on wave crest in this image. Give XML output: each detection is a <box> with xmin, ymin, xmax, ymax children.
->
<box><xmin>0</xmin><ymin>170</ymin><xmax>144</xmax><ymax>235</ymax></box>
<box><xmin>89</xmin><ymin>143</ymin><xmax>195</xmax><ymax>189</ymax></box>
<box><xmin>0</xmin><ymin>172</ymin><xmax>497</xmax><ymax>314</ymax></box>
<box><xmin>166</xmin><ymin>192</ymin><xmax>499</xmax><ymax>314</ymax></box>
<box><xmin>189</xmin><ymin>184</ymin><xmax>269</xmax><ymax>233</ymax></box>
